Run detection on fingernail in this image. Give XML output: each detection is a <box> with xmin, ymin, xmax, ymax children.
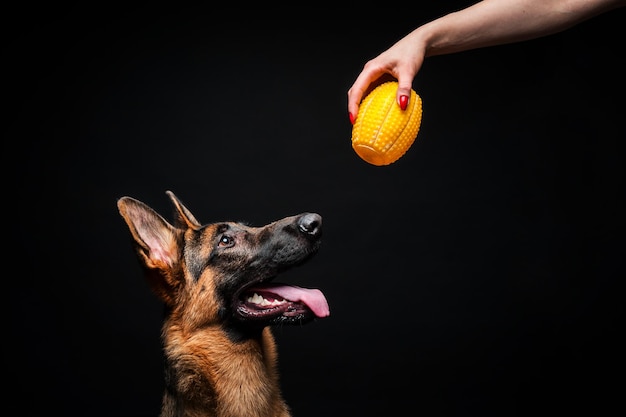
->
<box><xmin>399</xmin><ymin>95</ymin><xmax>409</xmax><ymax>111</ymax></box>
<box><xmin>349</xmin><ymin>112</ymin><xmax>355</xmax><ymax>125</ymax></box>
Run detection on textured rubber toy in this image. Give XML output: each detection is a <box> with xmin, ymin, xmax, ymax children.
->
<box><xmin>351</xmin><ymin>81</ymin><xmax>422</xmax><ymax>166</ymax></box>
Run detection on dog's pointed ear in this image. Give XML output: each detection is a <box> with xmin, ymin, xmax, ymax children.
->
<box><xmin>118</xmin><ymin>196</ymin><xmax>181</xmax><ymax>305</ymax></box>
<box><xmin>166</xmin><ymin>190</ymin><xmax>202</xmax><ymax>229</ymax></box>
<box><xmin>117</xmin><ymin>196</ymin><xmax>178</xmax><ymax>268</ymax></box>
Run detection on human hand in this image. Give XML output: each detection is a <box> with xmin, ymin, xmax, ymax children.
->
<box><xmin>347</xmin><ymin>31</ymin><xmax>427</xmax><ymax>124</ymax></box>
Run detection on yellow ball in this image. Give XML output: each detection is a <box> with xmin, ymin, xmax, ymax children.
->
<box><xmin>351</xmin><ymin>81</ymin><xmax>423</xmax><ymax>166</ymax></box>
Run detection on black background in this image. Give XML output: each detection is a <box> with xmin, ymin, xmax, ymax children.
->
<box><xmin>8</xmin><ymin>3</ymin><xmax>625</xmax><ymax>416</ymax></box>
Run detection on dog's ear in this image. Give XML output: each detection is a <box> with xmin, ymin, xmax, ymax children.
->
<box><xmin>166</xmin><ymin>190</ymin><xmax>202</xmax><ymax>229</ymax></box>
<box><xmin>118</xmin><ymin>196</ymin><xmax>181</xmax><ymax>306</ymax></box>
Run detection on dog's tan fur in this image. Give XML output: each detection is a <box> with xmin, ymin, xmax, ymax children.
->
<box><xmin>118</xmin><ymin>191</ymin><xmax>327</xmax><ymax>417</ymax></box>
<box><xmin>160</xmin><ymin>327</ymin><xmax>287</xmax><ymax>417</ymax></box>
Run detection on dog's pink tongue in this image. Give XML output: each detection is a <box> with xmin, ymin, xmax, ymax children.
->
<box><xmin>258</xmin><ymin>285</ymin><xmax>330</xmax><ymax>318</ymax></box>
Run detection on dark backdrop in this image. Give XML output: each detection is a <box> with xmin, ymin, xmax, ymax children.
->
<box><xmin>8</xmin><ymin>3</ymin><xmax>625</xmax><ymax>416</ymax></box>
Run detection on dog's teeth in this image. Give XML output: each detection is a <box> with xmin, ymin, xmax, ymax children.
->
<box><xmin>249</xmin><ymin>293</ymin><xmax>264</xmax><ymax>304</ymax></box>
<box><xmin>248</xmin><ymin>292</ymin><xmax>286</xmax><ymax>307</ymax></box>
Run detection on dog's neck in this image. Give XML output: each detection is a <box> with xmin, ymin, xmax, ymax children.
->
<box><xmin>160</xmin><ymin>325</ymin><xmax>291</xmax><ymax>417</ymax></box>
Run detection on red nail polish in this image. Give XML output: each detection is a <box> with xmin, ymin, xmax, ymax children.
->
<box><xmin>349</xmin><ymin>112</ymin><xmax>355</xmax><ymax>125</ymax></box>
<box><xmin>399</xmin><ymin>95</ymin><xmax>409</xmax><ymax>111</ymax></box>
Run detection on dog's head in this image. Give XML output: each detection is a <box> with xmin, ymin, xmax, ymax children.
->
<box><xmin>118</xmin><ymin>191</ymin><xmax>329</xmax><ymax>337</ymax></box>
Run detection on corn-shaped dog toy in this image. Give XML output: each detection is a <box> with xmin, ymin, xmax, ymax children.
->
<box><xmin>351</xmin><ymin>81</ymin><xmax>423</xmax><ymax>166</ymax></box>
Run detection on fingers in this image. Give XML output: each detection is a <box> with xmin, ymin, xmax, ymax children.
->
<box><xmin>347</xmin><ymin>67</ymin><xmax>384</xmax><ymax>124</ymax></box>
<box><xmin>348</xmin><ymin>70</ymin><xmax>414</xmax><ymax>123</ymax></box>
<box><xmin>347</xmin><ymin>57</ymin><xmax>418</xmax><ymax>124</ymax></box>
<box><xmin>348</xmin><ymin>71</ymin><xmax>398</xmax><ymax>124</ymax></box>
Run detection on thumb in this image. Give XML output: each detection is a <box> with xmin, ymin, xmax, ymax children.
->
<box><xmin>396</xmin><ymin>79</ymin><xmax>413</xmax><ymax>110</ymax></box>
<box><xmin>395</xmin><ymin>77</ymin><xmax>414</xmax><ymax>111</ymax></box>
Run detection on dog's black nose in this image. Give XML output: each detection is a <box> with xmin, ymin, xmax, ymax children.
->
<box><xmin>297</xmin><ymin>213</ymin><xmax>322</xmax><ymax>237</ymax></box>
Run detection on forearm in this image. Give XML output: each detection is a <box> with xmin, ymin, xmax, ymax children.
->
<box><xmin>346</xmin><ymin>0</ymin><xmax>623</xmax><ymax>118</ymax></box>
<box><xmin>415</xmin><ymin>0</ymin><xmax>625</xmax><ymax>57</ymax></box>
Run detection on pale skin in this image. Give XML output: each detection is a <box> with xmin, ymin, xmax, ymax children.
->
<box><xmin>347</xmin><ymin>0</ymin><xmax>626</xmax><ymax>122</ymax></box>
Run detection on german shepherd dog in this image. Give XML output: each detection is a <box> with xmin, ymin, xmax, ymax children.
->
<box><xmin>117</xmin><ymin>191</ymin><xmax>330</xmax><ymax>417</ymax></box>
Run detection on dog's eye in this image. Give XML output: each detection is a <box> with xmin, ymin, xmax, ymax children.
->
<box><xmin>218</xmin><ymin>235</ymin><xmax>234</xmax><ymax>247</ymax></box>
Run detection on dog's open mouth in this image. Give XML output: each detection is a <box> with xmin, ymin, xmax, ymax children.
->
<box><xmin>236</xmin><ymin>283</ymin><xmax>330</xmax><ymax>323</ymax></box>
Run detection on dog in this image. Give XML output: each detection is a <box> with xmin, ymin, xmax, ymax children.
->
<box><xmin>117</xmin><ymin>190</ymin><xmax>330</xmax><ymax>417</ymax></box>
